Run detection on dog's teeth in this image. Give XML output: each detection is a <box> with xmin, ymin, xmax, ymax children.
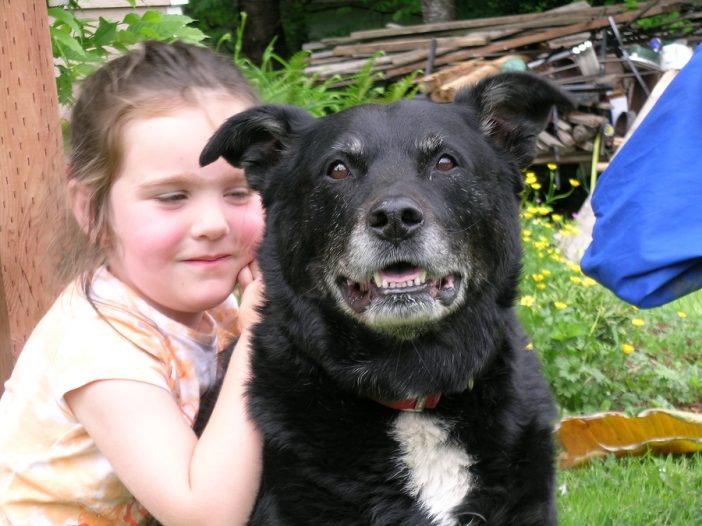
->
<box><xmin>419</xmin><ymin>270</ymin><xmax>427</xmax><ymax>283</ymax></box>
<box><xmin>373</xmin><ymin>272</ymin><xmax>382</xmax><ymax>288</ymax></box>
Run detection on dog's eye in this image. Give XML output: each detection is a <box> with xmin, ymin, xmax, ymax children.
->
<box><xmin>327</xmin><ymin>161</ymin><xmax>351</xmax><ymax>180</ymax></box>
<box><xmin>436</xmin><ymin>155</ymin><xmax>457</xmax><ymax>172</ymax></box>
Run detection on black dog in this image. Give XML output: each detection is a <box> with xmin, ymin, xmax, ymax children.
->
<box><xmin>200</xmin><ymin>72</ymin><xmax>572</xmax><ymax>526</ymax></box>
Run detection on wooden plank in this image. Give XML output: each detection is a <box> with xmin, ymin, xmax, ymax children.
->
<box><xmin>325</xmin><ymin>3</ymin><xmax>631</xmax><ymax>43</ymax></box>
<box><xmin>331</xmin><ymin>34</ymin><xmax>490</xmax><ymax>56</ymax></box>
<box><xmin>0</xmin><ymin>0</ymin><xmax>65</xmax><ymax>391</ymax></box>
<box><xmin>429</xmin><ymin>54</ymin><xmax>528</xmax><ymax>101</ymax></box>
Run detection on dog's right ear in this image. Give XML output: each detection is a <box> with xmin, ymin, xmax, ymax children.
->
<box><xmin>199</xmin><ymin>105</ymin><xmax>314</xmax><ymax>192</ymax></box>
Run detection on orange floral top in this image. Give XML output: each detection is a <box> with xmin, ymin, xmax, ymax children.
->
<box><xmin>0</xmin><ymin>267</ymin><xmax>239</xmax><ymax>525</ymax></box>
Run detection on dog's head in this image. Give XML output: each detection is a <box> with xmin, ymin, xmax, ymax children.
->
<box><xmin>201</xmin><ymin>73</ymin><xmax>571</xmax><ymax>340</ymax></box>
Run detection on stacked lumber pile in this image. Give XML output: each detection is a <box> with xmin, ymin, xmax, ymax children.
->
<box><xmin>303</xmin><ymin>0</ymin><xmax>702</xmax><ymax>162</ymax></box>
<box><xmin>304</xmin><ymin>0</ymin><xmax>699</xmax><ymax>82</ymax></box>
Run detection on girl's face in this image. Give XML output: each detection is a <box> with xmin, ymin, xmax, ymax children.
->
<box><xmin>106</xmin><ymin>98</ymin><xmax>264</xmax><ymax>328</ymax></box>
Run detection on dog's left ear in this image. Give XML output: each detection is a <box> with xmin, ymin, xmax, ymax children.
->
<box><xmin>455</xmin><ymin>72</ymin><xmax>574</xmax><ymax>168</ymax></box>
<box><xmin>200</xmin><ymin>104</ymin><xmax>315</xmax><ymax>192</ymax></box>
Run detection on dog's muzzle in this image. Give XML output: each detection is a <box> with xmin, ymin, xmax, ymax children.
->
<box><xmin>327</xmin><ymin>193</ymin><xmax>467</xmax><ymax>334</ymax></box>
<box><xmin>339</xmin><ymin>263</ymin><xmax>461</xmax><ymax>314</ymax></box>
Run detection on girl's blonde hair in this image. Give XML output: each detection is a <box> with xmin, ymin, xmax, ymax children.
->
<box><xmin>57</xmin><ymin>40</ymin><xmax>258</xmax><ymax>288</ymax></box>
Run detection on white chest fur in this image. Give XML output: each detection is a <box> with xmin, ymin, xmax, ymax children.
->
<box><xmin>391</xmin><ymin>412</ymin><xmax>476</xmax><ymax>526</ymax></box>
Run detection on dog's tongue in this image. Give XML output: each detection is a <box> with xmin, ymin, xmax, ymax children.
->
<box><xmin>379</xmin><ymin>267</ymin><xmax>421</xmax><ymax>284</ymax></box>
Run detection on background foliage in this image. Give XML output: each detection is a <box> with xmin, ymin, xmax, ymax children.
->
<box><xmin>49</xmin><ymin>0</ymin><xmax>207</xmax><ymax>104</ymax></box>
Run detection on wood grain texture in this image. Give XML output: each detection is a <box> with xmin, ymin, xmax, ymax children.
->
<box><xmin>0</xmin><ymin>0</ymin><xmax>64</xmax><ymax>390</ymax></box>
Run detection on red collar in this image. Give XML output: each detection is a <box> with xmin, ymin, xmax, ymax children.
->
<box><xmin>374</xmin><ymin>378</ymin><xmax>474</xmax><ymax>412</ymax></box>
<box><xmin>376</xmin><ymin>393</ymin><xmax>442</xmax><ymax>412</ymax></box>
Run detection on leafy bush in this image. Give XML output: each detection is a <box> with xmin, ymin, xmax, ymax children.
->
<box><xmin>49</xmin><ymin>0</ymin><xmax>207</xmax><ymax>104</ymax></box>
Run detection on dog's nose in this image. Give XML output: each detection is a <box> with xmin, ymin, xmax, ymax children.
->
<box><xmin>368</xmin><ymin>196</ymin><xmax>424</xmax><ymax>241</ymax></box>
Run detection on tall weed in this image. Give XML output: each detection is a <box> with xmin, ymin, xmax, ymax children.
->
<box><xmin>229</xmin><ymin>14</ymin><xmax>418</xmax><ymax>115</ymax></box>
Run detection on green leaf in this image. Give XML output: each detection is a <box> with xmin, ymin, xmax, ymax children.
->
<box><xmin>140</xmin><ymin>10</ymin><xmax>163</xmax><ymax>24</ymax></box>
<box><xmin>48</xmin><ymin>7</ymin><xmax>82</xmax><ymax>34</ymax></box>
<box><xmin>55</xmin><ymin>66</ymin><xmax>74</xmax><ymax>105</ymax></box>
<box><xmin>50</xmin><ymin>28</ymin><xmax>91</xmax><ymax>61</ymax></box>
<box><xmin>92</xmin><ymin>18</ymin><xmax>118</xmax><ymax>48</ymax></box>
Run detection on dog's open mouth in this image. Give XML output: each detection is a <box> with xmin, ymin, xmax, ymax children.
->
<box><xmin>339</xmin><ymin>262</ymin><xmax>461</xmax><ymax>313</ymax></box>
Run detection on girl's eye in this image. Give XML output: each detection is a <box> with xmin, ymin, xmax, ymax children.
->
<box><xmin>226</xmin><ymin>188</ymin><xmax>252</xmax><ymax>201</ymax></box>
<box><xmin>436</xmin><ymin>154</ymin><xmax>457</xmax><ymax>172</ymax></box>
<box><xmin>155</xmin><ymin>192</ymin><xmax>186</xmax><ymax>203</ymax></box>
<box><xmin>327</xmin><ymin>161</ymin><xmax>351</xmax><ymax>180</ymax></box>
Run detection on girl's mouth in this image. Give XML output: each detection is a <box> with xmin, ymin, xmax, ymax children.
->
<box><xmin>186</xmin><ymin>254</ymin><xmax>231</xmax><ymax>264</ymax></box>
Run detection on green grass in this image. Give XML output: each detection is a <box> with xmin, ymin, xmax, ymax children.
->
<box><xmin>558</xmin><ymin>453</ymin><xmax>702</xmax><ymax>525</ymax></box>
<box><xmin>518</xmin><ymin>172</ymin><xmax>702</xmax><ymax>524</ymax></box>
<box><xmin>516</xmin><ymin>170</ymin><xmax>702</xmax><ymax>416</ymax></box>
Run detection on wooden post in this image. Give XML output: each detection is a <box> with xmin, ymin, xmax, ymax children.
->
<box><xmin>0</xmin><ymin>1</ymin><xmax>64</xmax><ymax>392</ymax></box>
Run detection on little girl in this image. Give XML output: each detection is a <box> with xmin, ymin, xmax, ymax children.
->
<box><xmin>0</xmin><ymin>41</ymin><xmax>265</xmax><ymax>525</ymax></box>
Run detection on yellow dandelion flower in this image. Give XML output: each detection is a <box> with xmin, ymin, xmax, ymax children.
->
<box><xmin>621</xmin><ymin>343</ymin><xmax>635</xmax><ymax>355</ymax></box>
<box><xmin>527</xmin><ymin>206</ymin><xmax>538</xmax><ymax>214</ymax></box>
<box><xmin>522</xmin><ymin>212</ymin><xmax>534</xmax><ymax>220</ymax></box>
<box><xmin>569</xmin><ymin>178</ymin><xmax>581</xmax><ymax>187</ymax></box>
<box><xmin>565</xmin><ymin>262</ymin><xmax>581</xmax><ymax>273</ymax></box>
<box><xmin>558</xmin><ymin>225</ymin><xmax>581</xmax><ymax>237</ymax></box>
<box><xmin>522</xmin><ymin>229</ymin><xmax>532</xmax><ymax>237</ymax></box>
<box><xmin>631</xmin><ymin>318</ymin><xmax>645</xmax><ymax>327</ymax></box>
<box><xmin>554</xmin><ymin>301</ymin><xmax>568</xmax><ymax>310</ymax></box>
<box><xmin>541</xmin><ymin>269</ymin><xmax>551</xmax><ymax>277</ymax></box>
<box><xmin>582</xmin><ymin>277</ymin><xmax>597</xmax><ymax>288</ymax></box>
<box><xmin>569</xmin><ymin>276</ymin><xmax>582</xmax><ymax>285</ymax></box>
<box><xmin>525</xmin><ymin>342</ymin><xmax>534</xmax><ymax>351</ymax></box>
<box><xmin>536</xmin><ymin>283</ymin><xmax>546</xmax><ymax>290</ymax></box>
<box><xmin>537</xmin><ymin>206</ymin><xmax>550</xmax><ymax>216</ymax></box>
<box><xmin>531</xmin><ymin>273</ymin><xmax>544</xmax><ymax>282</ymax></box>
<box><xmin>547</xmin><ymin>163</ymin><xmax>558</xmax><ymax>171</ymax></box>
<box><xmin>530</xmin><ymin>182</ymin><xmax>542</xmax><ymax>190</ymax></box>
<box><xmin>551</xmin><ymin>213</ymin><xmax>563</xmax><ymax>222</ymax></box>
<box><xmin>677</xmin><ymin>311</ymin><xmax>688</xmax><ymax>319</ymax></box>
<box><xmin>519</xmin><ymin>295</ymin><xmax>536</xmax><ymax>307</ymax></box>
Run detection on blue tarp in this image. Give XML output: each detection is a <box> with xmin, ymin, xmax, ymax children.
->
<box><xmin>581</xmin><ymin>45</ymin><xmax>702</xmax><ymax>308</ymax></box>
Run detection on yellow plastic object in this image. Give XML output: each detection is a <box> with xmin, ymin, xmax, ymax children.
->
<box><xmin>557</xmin><ymin>408</ymin><xmax>702</xmax><ymax>469</ymax></box>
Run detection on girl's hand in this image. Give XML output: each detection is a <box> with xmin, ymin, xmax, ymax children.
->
<box><xmin>236</xmin><ymin>260</ymin><xmax>261</xmax><ymax>290</ymax></box>
<box><xmin>237</xmin><ymin>276</ymin><xmax>264</xmax><ymax>336</ymax></box>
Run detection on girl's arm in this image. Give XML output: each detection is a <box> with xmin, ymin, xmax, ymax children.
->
<box><xmin>65</xmin><ymin>280</ymin><xmax>264</xmax><ymax>526</ymax></box>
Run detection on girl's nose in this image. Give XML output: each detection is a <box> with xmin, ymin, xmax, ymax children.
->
<box><xmin>191</xmin><ymin>199</ymin><xmax>230</xmax><ymax>240</ymax></box>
